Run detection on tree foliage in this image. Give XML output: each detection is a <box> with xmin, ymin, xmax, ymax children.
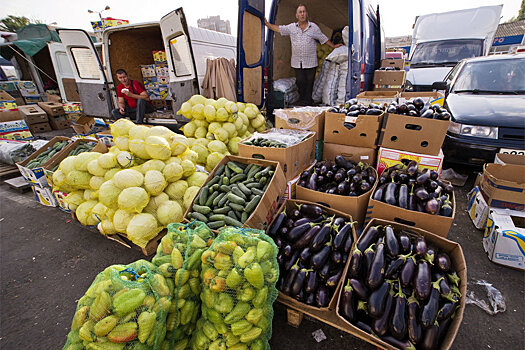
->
<box><xmin>0</xmin><ymin>15</ymin><xmax>41</xmax><ymax>32</ymax></box>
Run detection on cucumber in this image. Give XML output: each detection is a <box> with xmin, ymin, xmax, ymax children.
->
<box><xmin>246</xmin><ymin>183</ymin><xmax>263</xmax><ymax>189</ymax></box>
<box><xmin>251</xmin><ymin>188</ymin><xmax>264</xmax><ymax>196</ymax></box>
<box><xmin>209</xmin><ymin>214</ymin><xmax>226</xmax><ymax>221</ymax></box>
<box><xmin>198</xmin><ymin>186</ymin><xmax>209</xmax><ymax>206</ymax></box>
<box><xmin>241</xmin><ymin>211</ymin><xmax>249</xmax><ymax>223</ymax></box>
<box><xmin>211</xmin><ymin>192</ymin><xmax>224</xmax><ymax>207</ymax></box>
<box><xmin>214</xmin><ymin>164</ymin><xmax>225</xmax><ymax>176</ymax></box>
<box><xmin>230</xmin><ymin>173</ymin><xmax>246</xmax><ymax>184</ymax></box>
<box><xmin>231</xmin><ymin>187</ymin><xmax>247</xmax><ymax>201</ymax></box>
<box><xmin>213</xmin><ymin>207</ymin><xmax>230</xmax><ymax>214</ymax></box>
<box><xmin>227</xmin><ymin>193</ymin><xmax>246</xmax><ymax>206</ymax></box>
<box><xmin>224</xmin><ymin>166</ymin><xmax>231</xmax><ymax>178</ymax></box>
<box><xmin>227</xmin><ymin>162</ymin><xmax>244</xmax><ymax>174</ymax></box>
<box><xmin>244</xmin><ymin>163</ymin><xmax>254</xmax><ymax>175</ymax></box>
<box><xmin>206</xmin><ymin>191</ymin><xmax>220</xmax><ymax>207</ymax></box>
<box><xmin>245</xmin><ymin>195</ymin><xmax>261</xmax><ymax>213</ymax></box>
<box><xmin>208</xmin><ymin>221</ymin><xmax>226</xmax><ymax>229</ymax></box>
<box><xmin>189</xmin><ymin>212</ymin><xmax>208</xmax><ymax>223</ymax></box>
<box><xmin>207</xmin><ymin>176</ymin><xmax>221</xmax><ymax>187</ymax></box>
<box><xmin>220</xmin><ymin>185</ymin><xmax>231</xmax><ymax>193</ymax></box>
<box><xmin>193</xmin><ymin>204</ymin><xmax>211</xmax><ymax>215</ymax></box>
<box><xmin>228</xmin><ymin>202</ymin><xmax>244</xmax><ymax>212</ymax></box>
<box><xmin>222</xmin><ymin>176</ymin><xmax>230</xmax><ymax>186</ymax></box>
<box><xmin>210</xmin><ymin>184</ymin><xmax>220</xmax><ymax>192</ymax></box>
<box><xmin>228</xmin><ymin>210</ymin><xmax>240</xmax><ymax>221</ymax></box>
<box><xmin>218</xmin><ymin>194</ymin><xmax>229</xmax><ymax>207</ymax></box>
<box><xmin>237</xmin><ymin>183</ymin><xmax>251</xmax><ymax>196</ymax></box>
<box><xmin>224</xmin><ymin>216</ymin><xmax>243</xmax><ymax>227</ymax></box>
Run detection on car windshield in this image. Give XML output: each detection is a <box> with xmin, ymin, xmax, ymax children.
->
<box><xmin>411</xmin><ymin>39</ymin><xmax>483</xmax><ymax>66</ymax></box>
<box><xmin>452</xmin><ymin>57</ymin><xmax>525</xmax><ymax>93</ymax></box>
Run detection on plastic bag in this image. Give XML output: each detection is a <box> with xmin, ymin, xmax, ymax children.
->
<box><xmin>0</xmin><ymin>140</ymin><xmax>47</xmax><ymax>165</ymax></box>
<box><xmin>63</xmin><ymin>259</ymin><xmax>172</xmax><ymax>350</ymax></box>
<box><xmin>152</xmin><ymin>221</ymin><xmax>215</xmax><ymax>349</ymax></box>
<box><xmin>273</xmin><ymin>106</ymin><xmax>329</xmax><ymax>130</ymax></box>
<box><xmin>242</xmin><ymin>128</ymin><xmax>314</xmax><ymax>148</ymax></box>
<box><xmin>191</xmin><ymin>227</ymin><xmax>279</xmax><ymax>350</ymax></box>
<box><xmin>465</xmin><ymin>280</ymin><xmax>506</xmax><ymax>315</ymax></box>
<box><xmin>273</xmin><ymin>78</ymin><xmax>297</xmax><ymax>93</ymax></box>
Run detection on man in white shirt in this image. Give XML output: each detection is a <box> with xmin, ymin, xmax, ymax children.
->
<box><xmin>266</xmin><ymin>4</ymin><xmax>342</xmax><ymax>105</ymax></box>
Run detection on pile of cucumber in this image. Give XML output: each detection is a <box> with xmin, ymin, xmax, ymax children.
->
<box><xmin>67</xmin><ymin>142</ymin><xmax>96</xmax><ymax>156</ymax></box>
<box><xmin>187</xmin><ymin>161</ymin><xmax>275</xmax><ymax>229</ymax></box>
<box><xmin>25</xmin><ymin>141</ymin><xmax>68</xmax><ymax>169</ymax></box>
<box><xmin>242</xmin><ymin>137</ymin><xmax>288</xmax><ymax>148</ymax></box>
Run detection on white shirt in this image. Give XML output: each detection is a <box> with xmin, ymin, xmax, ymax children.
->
<box><xmin>279</xmin><ymin>21</ymin><xmax>328</xmax><ymax>69</ymax></box>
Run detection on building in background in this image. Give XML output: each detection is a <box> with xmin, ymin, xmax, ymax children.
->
<box><xmin>197</xmin><ymin>16</ymin><xmax>231</xmax><ymax>34</ymax></box>
<box><xmin>490</xmin><ymin>20</ymin><xmax>525</xmax><ymax>54</ymax></box>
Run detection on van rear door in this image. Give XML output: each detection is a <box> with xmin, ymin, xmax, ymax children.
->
<box><xmin>160</xmin><ymin>8</ymin><xmax>199</xmax><ymax>112</ymax></box>
<box><xmin>47</xmin><ymin>42</ymin><xmax>80</xmax><ymax>103</ymax></box>
<box><xmin>237</xmin><ymin>0</ymin><xmax>265</xmax><ymax>107</ymax></box>
<box><xmin>56</xmin><ymin>29</ymin><xmax>113</xmax><ymax>117</ymax></box>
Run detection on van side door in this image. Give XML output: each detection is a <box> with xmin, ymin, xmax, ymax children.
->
<box><xmin>56</xmin><ymin>29</ymin><xmax>113</xmax><ymax>117</ymax></box>
<box><xmin>160</xmin><ymin>8</ymin><xmax>200</xmax><ymax>112</ymax></box>
<box><xmin>347</xmin><ymin>0</ymin><xmax>363</xmax><ymax>98</ymax></box>
<box><xmin>47</xmin><ymin>42</ymin><xmax>80</xmax><ymax>102</ymax></box>
<box><xmin>237</xmin><ymin>0</ymin><xmax>265</xmax><ymax>107</ymax></box>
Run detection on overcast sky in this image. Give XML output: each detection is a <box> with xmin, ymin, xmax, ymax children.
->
<box><xmin>0</xmin><ymin>0</ymin><xmax>521</xmax><ymax>37</ymax></box>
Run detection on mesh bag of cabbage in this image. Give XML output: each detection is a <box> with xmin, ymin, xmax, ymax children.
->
<box><xmin>152</xmin><ymin>220</ymin><xmax>215</xmax><ymax>350</ymax></box>
<box><xmin>191</xmin><ymin>226</ymin><xmax>279</xmax><ymax>350</ymax></box>
<box><xmin>63</xmin><ymin>259</ymin><xmax>172</xmax><ymax>350</ymax></box>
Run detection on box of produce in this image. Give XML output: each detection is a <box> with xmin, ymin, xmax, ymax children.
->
<box><xmin>71</xmin><ymin>116</ymin><xmax>96</xmax><ymax>134</ymax></box>
<box><xmin>324</xmin><ymin>99</ymin><xmax>385</xmax><ymax>148</ymax></box>
<box><xmin>296</xmin><ymin>155</ymin><xmax>378</xmax><ymax>227</ymax></box>
<box><xmin>381</xmin><ymin>59</ymin><xmax>405</xmax><ymax>70</ymax></box>
<box><xmin>377</xmin><ymin>147</ymin><xmax>444</xmax><ymax>177</ymax></box>
<box><xmin>269</xmin><ymin>199</ymin><xmax>357</xmax><ymax>312</ymax></box>
<box><xmin>283</xmin><ymin>162</ymin><xmax>315</xmax><ymax>200</ymax></box>
<box><xmin>379</xmin><ymin>99</ymin><xmax>451</xmax><ymax>156</ymax></box>
<box><xmin>336</xmin><ymin>219</ymin><xmax>466</xmax><ymax>350</ymax></box>
<box><xmin>274</xmin><ymin>107</ymin><xmax>327</xmax><ymax>142</ymax></box>
<box><xmin>185</xmin><ymin>155</ymin><xmax>287</xmax><ymax>231</ymax></box>
<box><xmin>367</xmin><ymin>163</ymin><xmax>455</xmax><ymax>238</ymax></box>
<box><xmin>238</xmin><ymin>129</ymin><xmax>315</xmax><ymax>181</ymax></box>
<box><xmin>398</xmin><ymin>92</ymin><xmax>444</xmax><ymax>106</ymax></box>
<box><xmin>16</xmin><ymin>136</ymin><xmax>71</xmax><ymax>187</ymax></box>
<box><xmin>356</xmin><ymin>91</ymin><xmax>399</xmax><ymax>107</ymax></box>
<box><xmin>373</xmin><ymin>70</ymin><xmax>406</xmax><ymax>91</ymax></box>
<box><xmin>323</xmin><ymin>143</ymin><xmax>377</xmax><ymax>166</ymax></box>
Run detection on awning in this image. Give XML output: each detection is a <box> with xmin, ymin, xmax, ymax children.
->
<box><xmin>0</xmin><ymin>24</ymin><xmax>61</xmax><ymax>59</ymax></box>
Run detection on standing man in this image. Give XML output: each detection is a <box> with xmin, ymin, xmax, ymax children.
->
<box><xmin>112</xmin><ymin>69</ymin><xmax>154</xmax><ymax>124</ymax></box>
<box><xmin>265</xmin><ymin>4</ymin><xmax>342</xmax><ymax>105</ymax></box>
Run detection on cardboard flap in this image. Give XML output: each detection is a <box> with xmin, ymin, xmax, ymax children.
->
<box><xmin>484</xmin><ymin>163</ymin><xmax>525</xmax><ymax>186</ymax></box>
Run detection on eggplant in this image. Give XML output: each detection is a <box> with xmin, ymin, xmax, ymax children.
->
<box><xmin>305</xmin><ymin>270</ymin><xmax>318</xmax><ymax>293</ymax></box>
<box><xmin>380</xmin><ymin>335</ymin><xmax>415</xmax><ymax>350</ymax></box>
<box><xmin>436</xmin><ymin>253</ymin><xmax>451</xmax><ymax>272</ymax></box>
<box><xmin>343</xmin><ymin>229</ymin><xmax>354</xmax><ymax>254</ymax></box>
<box><xmin>319</xmin><ymin>164</ymin><xmax>328</xmax><ymax>176</ymax></box>
<box><xmin>394</xmin><ymin>184</ymin><xmax>408</xmax><ymax>209</ymax></box>
<box><xmin>298</xmin><ymin>203</ymin><xmax>323</xmax><ymax>218</ymax></box>
<box><xmin>415</xmin><ymin>187</ymin><xmax>429</xmax><ymax>201</ymax></box>
<box><xmin>310</xmin><ymin>220</ymin><xmax>333</xmax><ymax>252</ymax></box>
<box><xmin>342</xmin><ymin>253</ymin><xmax>349</xmax><ymax>265</ymax></box>
<box><xmin>306</xmin><ymin>292</ymin><xmax>316</xmax><ymax>305</ymax></box>
<box><xmin>311</xmin><ymin>240</ymin><xmax>332</xmax><ymax>270</ymax></box>
<box><xmin>274</xmin><ymin>237</ymin><xmax>283</xmax><ymax>249</ymax></box>
<box><xmin>399</xmin><ymin>233</ymin><xmax>411</xmax><ymax>253</ymax></box>
<box><xmin>437</xmin><ymin>301</ymin><xmax>457</xmax><ymax>321</ymax></box>
<box><xmin>384</xmin><ymin>181</ymin><xmax>398</xmax><ymax>205</ymax></box>
<box><xmin>425</xmin><ymin>198</ymin><xmax>440</xmax><ymax>215</ymax></box>
<box><xmin>355</xmin><ymin>320</ymin><xmax>373</xmax><ymax>333</ymax></box>
<box><xmin>416</xmin><ymin>171</ymin><xmax>430</xmax><ymax>185</ymax></box>
<box><xmin>334</xmin><ymin>170</ymin><xmax>345</xmax><ymax>182</ymax></box>
<box><xmin>349</xmin><ymin>278</ymin><xmax>369</xmax><ymax>299</ymax></box>
<box><xmin>399</xmin><ymin>172</ymin><xmax>409</xmax><ymax>184</ymax></box>
<box><xmin>357</xmin><ymin>226</ymin><xmax>381</xmax><ymax>251</ymax></box>
<box><xmin>347</xmin><ymin>168</ymin><xmax>357</xmax><ymax>177</ymax></box>
<box><xmin>363</xmin><ymin>243</ymin><xmax>377</xmax><ymax>273</ymax></box>
<box><xmin>414</xmin><ymin>261</ymin><xmax>431</xmax><ymax>300</ymax></box>
<box><xmin>293</xmin><ymin>225</ymin><xmax>321</xmax><ymax>250</ymax></box>
<box><xmin>316</xmin><ymin>285</ymin><xmax>330</xmax><ymax>307</ymax></box>
<box><xmin>414</xmin><ymin>236</ymin><xmax>428</xmax><ymax>256</ymax></box>
<box><xmin>368</xmin><ymin>281</ymin><xmax>390</xmax><ymax>318</ymax></box>
<box><xmin>287</xmin><ymin>222</ymin><xmax>314</xmax><ymax>242</ymax></box>
<box><xmin>401</xmin><ymin>256</ymin><xmax>416</xmax><ymax>288</ymax></box>
<box><xmin>438</xmin><ymin>276</ymin><xmax>451</xmax><ymax>297</ymax></box>
<box><xmin>284</xmin><ymin>251</ymin><xmax>300</xmax><ymax>271</ymax></box>
<box><xmin>307</xmin><ymin>171</ymin><xmax>318</xmax><ymax>190</ymax></box>
<box><xmin>291</xmin><ymin>208</ymin><xmax>301</xmax><ymax>219</ymax></box>
<box><xmin>349</xmin><ymin>246</ymin><xmax>363</xmax><ymax>278</ymax></box>
<box><xmin>279</xmin><ymin>226</ymin><xmax>289</xmax><ymax>239</ymax></box>
<box><xmin>269</xmin><ymin>211</ymin><xmax>286</xmax><ymax>237</ymax></box>
<box><xmin>291</xmin><ymin>268</ymin><xmax>309</xmax><ymax>296</ymax></box>
<box><xmin>319</xmin><ymin>262</ymin><xmax>332</xmax><ymax>281</ymax></box>
<box><xmin>299</xmin><ymin>247</ymin><xmax>312</xmax><ymax>265</ymax></box>
<box><xmin>440</xmin><ymin>199</ymin><xmax>453</xmax><ymax>217</ymax></box>
<box><xmin>294</xmin><ymin>217</ymin><xmax>313</xmax><ymax>226</ymax></box>
<box><xmin>437</xmin><ymin>316</ymin><xmax>452</xmax><ymax>342</ymax></box>
<box><xmin>385</xmin><ymin>256</ymin><xmax>406</xmax><ymax>279</ymax></box>
<box><xmin>277</xmin><ymin>253</ymin><xmax>286</xmax><ymax>265</ymax></box>
<box><xmin>416</xmin><ymin>201</ymin><xmax>425</xmax><ymax>212</ymax></box>
<box><xmin>425</xmin><ymin>247</ymin><xmax>436</xmax><ymax>265</ymax></box>
<box><xmin>286</xmin><ymin>218</ymin><xmax>295</xmax><ymax>228</ymax></box>
<box><xmin>421</xmin><ymin>279</ymin><xmax>442</xmax><ymax>328</ymax></box>
<box><xmin>372</xmin><ymin>290</ymin><xmax>394</xmax><ymax>336</ymax></box>
<box><xmin>334</xmin><ymin>222</ymin><xmax>352</xmax><ymax>251</ymax></box>
<box><xmin>331</xmin><ymin>250</ymin><xmax>343</xmax><ymax>265</ymax></box>
<box><xmin>384</xmin><ymin>226</ymin><xmax>400</xmax><ymax>257</ymax></box>
<box><xmin>326</xmin><ymin>269</ymin><xmax>343</xmax><ymax>289</ymax></box>
<box><xmin>282</xmin><ymin>244</ymin><xmax>293</xmax><ymax>257</ymax></box>
<box><xmin>340</xmin><ymin>280</ymin><xmax>355</xmax><ymax>322</ymax></box>
<box><xmin>360</xmin><ymin>181</ymin><xmax>371</xmax><ymax>193</ymax></box>
<box><xmin>420</xmin><ymin>322</ymin><xmax>439</xmax><ymax>350</ymax></box>
<box><xmin>447</xmin><ymin>271</ymin><xmax>460</xmax><ymax>287</ymax></box>
<box><xmin>408</xmin><ymin>293</ymin><xmax>422</xmax><ymax>345</ymax></box>
<box><xmin>282</xmin><ymin>259</ymin><xmax>300</xmax><ymax>294</ymax></box>
<box><xmin>366</xmin><ymin>239</ymin><xmax>386</xmax><ymax>290</ymax></box>
<box><xmin>335</xmin><ymin>155</ymin><xmax>354</xmax><ymax>170</ymax></box>
<box><xmin>390</xmin><ymin>285</ymin><xmax>408</xmax><ymax>340</ymax></box>
<box><xmin>406</xmin><ymin>160</ymin><xmax>419</xmax><ymax>176</ymax></box>
<box><xmin>420</xmin><ymin>109</ymin><xmax>434</xmax><ymax>119</ymax></box>
<box><xmin>295</xmin><ymin>288</ymin><xmax>306</xmax><ymax>302</ymax></box>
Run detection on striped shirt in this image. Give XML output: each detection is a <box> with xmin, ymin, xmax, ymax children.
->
<box><xmin>279</xmin><ymin>21</ymin><xmax>328</xmax><ymax>69</ymax></box>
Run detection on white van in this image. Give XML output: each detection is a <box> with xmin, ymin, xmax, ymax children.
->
<box><xmin>405</xmin><ymin>5</ymin><xmax>502</xmax><ymax>92</ymax></box>
<box><xmin>57</xmin><ymin>8</ymin><xmax>236</xmax><ymax>118</ymax></box>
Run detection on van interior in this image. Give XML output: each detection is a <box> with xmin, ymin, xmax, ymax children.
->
<box><xmin>271</xmin><ymin>0</ymin><xmax>349</xmax><ymax>80</ymax></box>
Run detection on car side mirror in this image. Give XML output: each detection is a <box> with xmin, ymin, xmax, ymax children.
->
<box><xmin>432</xmin><ymin>81</ymin><xmax>448</xmax><ymax>91</ymax></box>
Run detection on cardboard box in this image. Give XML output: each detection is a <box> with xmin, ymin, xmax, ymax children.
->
<box><xmin>184</xmin><ymin>155</ymin><xmax>287</xmax><ymax>231</ymax></box>
<box><xmin>28</xmin><ymin>122</ymin><xmax>52</xmax><ymax>134</ymax></box>
<box><xmin>274</xmin><ymin>108</ymin><xmax>326</xmax><ymax>142</ymax></box>
<box><xmin>95</xmin><ymin>130</ymin><xmax>114</xmax><ymax>147</ymax></box>
<box><xmin>378</xmin><ymin>113</ymin><xmax>450</xmax><ymax>156</ymax></box>
<box><xmin>478</xmin><ymin>163</ymin><xmax>525</xmax><ymax>211</ymax></box>
<box><xmin>140</xmin><ymin>64</ymin><xmax>156</xmax><ymax>78</ymax></box>
<box><xmin>323</xmin><ymin>143</ymin><xmax>376</xmax><ymax>166</ymax></box>
<box><xmin>398</xmin><ymin>91</ymin><xmax>445</xmax><ymax>106</ymax></box>
<box><xmin>272</xmin><ymin>199</ymin><xmax>357</xmax><ymax>312</ymax></box>
<box><xmin>46</xmin><ymin>93</ymin><xmax>61</xmax><ymax>103</ymax></box>
<box><xmin>376</xmin><ymin>146</ymin><xmax>444</xmax><ymax>176</ymax></box>
<box><xmin>467</xmin><ymin>186</ymin><xmax>490</xmax><ymax>230</ymax></box>
<box><xmin>31</xmin><ymin>185</ymin><xmax>57</xmax><ymax>207</ymax></box>
<box><xmin>0</xmin><ymin>91</ymin><xmax>22</xmax><ymax>122</ymax></box>
<box><xmin>16</xmin><ymin>81</ymin><xmax>39</xmax><ymax>97</ymax></box>
<box><xmin>238</xmin><ymin>130</ymin><xmax>315</xmax><ymax>181</ymax></box>
<box><xmin>63</xmin><ymin>102</ymin><xmax>82</xmax><ymax>114</ymax></box>
<box><xmin>483</xmin><ymin>208</ymin><xmax>525</xmax><ymax>270</ymax></box>
<box><xmin>24</xmin><ymin>96</ymin><xmax>41</xmax><ymax>104</ymax></box>
<box><xmin>381</xmin><ymin>58</ymin><xmax>405</xmax><ymax>69</ymax></box>
<box><xmin>38</xmin><ymin>101</ymin><xmax>65</xmax><ymax>116</ymax></box>
<box><xmin>71</xmin><ymin>116</ymin><xmax>96</xmax><ymax>134</ymax></box>
<box><xmin>48</xmin><ymin>114</ymin><xmax>70</xmax><ymax>130</ymax></box>
<box><xmin>296</xmin><ymin>159</ymin><xmax>377</xmax><ymax>227</ymax></box>
<box><xmin>0</xmin><ymin>119</ymin><xmax>33</xmax><ymax>140</ymax></box>
<box><xmin>355</xmin><ymin>91</ymin><xmax>399</xmax><ymax>106</ymax></box>
<box><xmin>494</xmin><ymin>153</ymin><xmax>525</xmax><ymax>166</ymax></box>
<box><xmin>373</xmin><ymin>70</ymin><xmax>406</xmax><ymax>91</ymax></box>
<box><xmin>53</xmin><ymin>190</ymin><xmax>71</xmax><ymax>213</ymax></box>
<box><xmin>282</xmin><ymin>162</ymin><xmax>315</xmax><ymax>200</ymax></box>
<box><xmin>0</xmin><ymin>82</ymin><xmax>19</xmax><ymax>93</ymax></box>
<box><xmin>153</xmin><ymin>50</ymin><xmax>167</xmax><ymax>64</ymax></box>
<box><xmin>155</xmin><ymin>64</ymin><xmax>169</xmax><ymax>77</ymax></box>
<box><xmin>366</xmin><ymin>182</ymin><xmax>455</xmax><ymax>238</ymax></box>
<box><xmin>336</xmin><ymin>218</ymin><xmax>466</xmax><ymax>350</ymax></box>
<box><xmin>18</xmin><ymin>105</ymin><xmax>48</xmax><ymax>124</ymax></box>
<box><xmin>16</xmin><ymin>136</ymin><xmax>72</xmax><ymax>187</ymax></box>
<box><xmin>324</xmin><ymin>112</ymin><xmax>383</xmax><ymax>148</ymax></box>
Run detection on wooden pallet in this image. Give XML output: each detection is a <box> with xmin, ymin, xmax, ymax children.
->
<box><xmin>4</xmin><ymin>176</ymin><xmax>31</xmax><ymax>193</ymax></box>
<box><xmin>0</xmin><ymin>163</ymin><xmax>21</xmax><ymax>180</ymax></box>
<box><xmin>106</xmin><ymin>230</ymin><xmax>167</xmax><ymax>256</ymax></box>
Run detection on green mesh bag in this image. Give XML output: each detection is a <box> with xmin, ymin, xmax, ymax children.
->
<box><xmin>152</xmin><ymin>221</ymin><xmax>215</xmax><ymax>350</ymax></box>
<box><xmin>63</xmin><ymin>259</ymin><xmax>172</xmax><ymax>350</ymax></box>
<box><xmin>191</xmin><ymin>227</ymin><xmax>279</xmax><ymax>350</ymax></box>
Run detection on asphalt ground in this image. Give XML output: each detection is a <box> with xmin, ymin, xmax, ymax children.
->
<box><xmin>0</xmin><ymin>172</ymin><xmax>523</xmax><ymax>349</ymax></box>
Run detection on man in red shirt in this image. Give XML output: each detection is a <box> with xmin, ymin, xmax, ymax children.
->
<box><xmin>111</xmin><ymin>69</ymin><xmax>154</xmax><ymax>124</ymax></box>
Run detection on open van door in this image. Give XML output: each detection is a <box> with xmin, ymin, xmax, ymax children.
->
<box><xmin>237</xmin><ymin>0</ymin><xmax>265</xmax><ymax>107</ymax></box>
<box><xmin>48</xmin><ymin>42</ymin><xmax>80</xmax><ymax>103</ymax></box>
<box><xmin>56</xmin><ymin>29</ymin><xmax>113</xmax><ymax>117</ymax></box>
<box><xmin>160</xmin><ymin>8</ymin><xmax>199</xmax><ymax>112</ymax></box>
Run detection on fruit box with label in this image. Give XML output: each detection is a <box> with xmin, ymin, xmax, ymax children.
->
<box><xmin>282</xmin><ymin>162</ymin><xmax>315</xmax><ymax>200</ymax></box>
<box><xmin>16</xmin><ymin>81</ymin><xmax>39</xmax><ymax>97</ymax></box>
<box><xmin>378</xmin><ymin>113</ymin><xmax>450</xmax><ymax>156</ymax></box>
<box><xmin>0</xmin><ymin>91</ymin><xmax>22</xmax><ymax>122</ymax></box>
<box><xmin>373</xmin><ymin>70</ymin><xmax>406</xmax><ymax>91</ymax></box>
<box><xmin>398</xmin><ymin>91</ymin><xmax>445</xmax><ymax>106</ymax></box>
<box><xmin>483</xmin><ymin>208</ymin><xmax>525</xmax><ymax>271</ymax></box>
<box><xmin>478</xmin><ymin>163</ymin><xmax>525</xmax><ymax>211</ymax></box>
<box><xmin>31</xmin><ymin>185</ymin><xmax>57</xmax><ymax>207</ymax></box>
<box><xmin>324</xmin><ymin>111</ymin><xmax>384</xmax><ymax>148</ymax></box>
<box><xmin>467</xmin><ymin>186</ymin><xmax>490</xmax><ymax>230</ymax></box>
<box><xmin>18</xmin><ymin>105</ymin><xmax>48</xmax><ymax>124</ymax></box>
<box><xmin>0</xmin><ymin>119</ymin><xmax>33</xmax><ymax>141</ymax></box>
<box><xmin>274</xmin><ymin>108</ymin><xmax>327</xmax><ymax>142</ymax></box>
<box><xmin>355</xmin><ymin>91</ymin><xmax>399</xmax><ymax>106</ymax></box>
<box><xmin>140</xmin><ymin>64</ymin><xmax>156</xmax><ymax>78</ymax></box>
<box><xmin>376</xmin><ymin>147</ymin><xmax>444</xmax><ymax>177</ymax></box>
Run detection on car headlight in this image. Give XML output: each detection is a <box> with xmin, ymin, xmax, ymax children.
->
<box><xmin>405</xmin><ymin>81</ymin><xmax>414</xmax><ymax>92</ymax></box>
<box><xmin>448</xmin><ymin>121</ymin><xmax>498</xmax><ymax>139</ymax></box>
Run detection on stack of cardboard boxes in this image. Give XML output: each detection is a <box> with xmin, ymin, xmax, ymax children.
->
<box><xmin>16</xmin><ymin>81</ymin><xmax>41</xmax><ymax>104</ymax></box>
<box><xmin>18</xmin><ymin>105</ymin><xmax>51</xmax><ymax>133</ymax></box>
<box><xmin>140</xmin><ymin>50</ymin><xmax>171</xmax><ymax>109</ymax></box>
<box><xmin>37</xmin><ymin>102</ymin><xmax>70</xmax><ymax>130</ymax></box>
<box><xmin>373</xmin><ymin>59</ymin><xmax>406</xmax><ymax>91</ymax></box>
<box><xmin>63</xmin><ymin>102</ymin><xmax>84</xmax><ymax>123</ymax></box>
<box><xmin>0</xmin><ymin>91</ymin><xmax>33</xmax><ymax>140</ymax></box>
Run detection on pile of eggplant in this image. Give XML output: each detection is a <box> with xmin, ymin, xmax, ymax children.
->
<box><xmin>378</xmin><ymin>66</ymin><xmax>402</xmax><ymax>71</ymax></box>
<box><xmin>298</xmin><ymin>156</ymin><xmax>376</xmax><ymax>197</ymax></box>
<box><xmin>329</xmin><ymin>98</ymin><xmax>385</xmax><ymax>117</ymax></box>
<box><xmin>269</xmin><ymin>202</ymin><xmax>354</xmax><ymax>308</ymax></box>
<box><xmin>338</xmin><ymin>225</ymin><xmax>462</xmax><ymax>350</ymax></box>
<box><xmin>387</xmin><ymin>98</ymin><xmax>451</xmax><ymax>121</ymax></box>
<box><xmin>373</xmin><ymin>162</ymin><xmax>454</xmax><ymax>217</ymax></box>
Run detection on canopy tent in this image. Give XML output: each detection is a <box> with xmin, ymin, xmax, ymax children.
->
<box><xmin>0</xmin><ymin>24</ymin><xmax>61</xmax><ymax>59</ymax></box>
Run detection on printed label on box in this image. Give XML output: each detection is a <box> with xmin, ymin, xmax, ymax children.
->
<box><xmin>0</xmin><ymin>120</ymin><xmax>33</xmax><ymax>140</ymax></box>
<box><xmin>0</xmin><ymin>101</ymin><xmax>18</xmax><ymax>112</ymax></box>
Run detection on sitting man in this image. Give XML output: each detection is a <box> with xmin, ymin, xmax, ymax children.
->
<box><xmin>111</xmin><ymin>69</ymin><xmax>154</xmax><ymax>124</ymax></box>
